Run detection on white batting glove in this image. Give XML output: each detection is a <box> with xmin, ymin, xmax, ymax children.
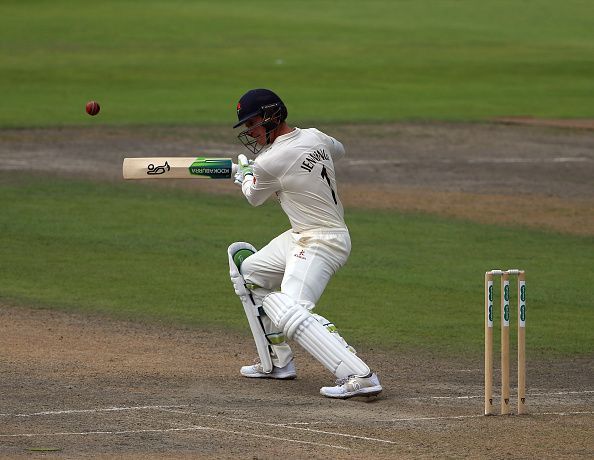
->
<box><xmin>233</xmin><ymin>154</ymin><xmax>254</xmax><ymax>186</ymax></box>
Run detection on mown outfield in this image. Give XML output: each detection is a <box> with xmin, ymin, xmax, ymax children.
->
<box><xmin>1</xmin><ymin>176</ymin><xmax>592</xmax><ymax>357</ymax></box>
<box><xmin>1</xmin><ymin>0</ymin><xmax>593</xmax><ymax>126</ymax></box>
<box><xmin>1</xmin><ymin>1</ymin><xmax>593</xmax><ymax>359</ymax></box>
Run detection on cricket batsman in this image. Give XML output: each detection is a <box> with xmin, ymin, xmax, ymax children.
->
<box><xmin>227</xmin><ymin>88</ymin><xmax>382</xmax><ymax>398</ymax></box>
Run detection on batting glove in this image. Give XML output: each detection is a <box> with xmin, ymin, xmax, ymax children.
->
<box><xmin>234</xmin><ymin>154</ymin><xmax>254</xmax><ymax>186</ymax></box>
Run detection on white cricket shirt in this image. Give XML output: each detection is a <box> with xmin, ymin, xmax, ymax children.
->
<box><xmin>241</xmin><ymin>128</ymin><xmax>347</xmax><ymax>233</ymax></box>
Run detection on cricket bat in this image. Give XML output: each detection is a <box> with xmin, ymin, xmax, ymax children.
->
<box><xmin>123</xmin><ymin>157</ymin><xmax>238</xmax><ymax>180</ymax></box>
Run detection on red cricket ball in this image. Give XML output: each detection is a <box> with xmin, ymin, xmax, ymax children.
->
<box><xmin>85</xmin><ymin>101</ymin><xmax>100</xmax><ymax>116</ymax></box>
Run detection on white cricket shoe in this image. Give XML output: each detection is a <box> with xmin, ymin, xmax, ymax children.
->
<box><xmin>240</xmin><ymin>359</ymin><xmax>296</xmax><ymax>379</ymax></box>
<box><xmin>320</xmin><ymin>373</ymin><xmax>382</xmax><ymax>399</ymax></box>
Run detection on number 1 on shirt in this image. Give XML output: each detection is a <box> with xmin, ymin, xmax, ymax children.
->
<box><xmin>321</xmin><ymin>165</ymin><xmax>338</xmax><ymax>205</ymax></box>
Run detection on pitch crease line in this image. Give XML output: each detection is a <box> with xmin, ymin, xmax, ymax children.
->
<box><xmin>378</xmin><ymin>411</ymin><xmax>594</xmax><ymax>423</ymax></box>
<box><xmin>530</xmin><ymin>390</ymin><xmax>594</xmax><ymax>396</ymax></box>
<box><xmin>0</xmin><ymin>427</ymin><xmax>206</xmax><ymax>437</ymax></box>
<box><xmin>0</xmin><ymin>425</ymin><xmax>348</xmax><ymax>450</ymax></box>
<box><xmin>388</xmin><ymin>415</ymin><xmax>483</xmax><ymax>422</ymax></box>
<box><xmin>1</xmin><ymin>404</ymin><xmax>189</xmax><ymax>418</ymax></box>
<box><xmin>406</xmin><ymin>389</ymin><xmax>594</xmax><ymax>401</ymax></box>
<box><xmin>160</xmin><ymin>408</ymin><xmax>396</xmax><ymax>444</ymax></box>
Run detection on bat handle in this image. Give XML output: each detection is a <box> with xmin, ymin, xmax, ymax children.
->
<box><xmin>231</xmin><ymin>163</ymin><xmax>238</xmax><ymax>176</ymax></box>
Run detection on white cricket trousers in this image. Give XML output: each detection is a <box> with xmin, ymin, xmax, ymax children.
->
<box><xmin>240</xmin><ymin>228</ymin><xmax>351</xmax><ymax>367</ymax></box>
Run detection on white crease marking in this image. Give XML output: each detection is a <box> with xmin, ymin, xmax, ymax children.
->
<box><xmin>0</xmin><ymin>405</ymin><xmax>189</xmax><ymax>418</ymax></box>
<box><xmin>0</xmin><ymin>425</ymin><xmax>348</xmax><ymax>450</ymax></box>
<box><xmin>378</xmin><ymin>411</ymin><xmax>594</xmax><ymax>423</ymax></box>
<box><xmin>405</xmin><ymin>389</ymin><xmax>594</xmax><ymax>401</ymax></box>
<box><xmin>161</xmin><ymin>408</ymin><xmax>396</xmax><ymax>444</ymax></box>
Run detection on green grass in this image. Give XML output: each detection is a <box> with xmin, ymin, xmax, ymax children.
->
<box><xmin>1</xmin><ymin>0</ymin><xmax>593</xmax><ymax>127</ymax></box>
<box><xmin>1</xmin><ymin>175</ymin><xmax>592</xmax><ymax>357</ymax></box>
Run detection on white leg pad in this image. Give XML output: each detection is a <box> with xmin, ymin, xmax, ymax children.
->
<box><xmin>228</xmin><ymin>242</ymin><xmax>273</xmax><ymax>374</ymax></box>
<box><xmin>312</xmin><ymin>313</ymin><xmax>357</xmax><ymax>354</ymax></box>
<box><xmin>263</xmin><ymin>292</ymin><xmax>370</xmax><ymax>379</ymax></box>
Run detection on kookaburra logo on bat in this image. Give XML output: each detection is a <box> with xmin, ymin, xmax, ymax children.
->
<box><xmin>147</xmin><ymin>161</ymin><xmax>171</xmax><ymax>175</ymax></box>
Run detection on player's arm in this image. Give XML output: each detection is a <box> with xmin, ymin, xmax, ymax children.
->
<box><xmin>328</xmin><ymin>137</ymin><xmax>345</xmax><ymax>161</ymax></box>
<box><xmin>313</xmin><ymin>129</ymin><xmax>345</xmax><ymax>161</ymax></box>
<box><xmin>235</xmin><ymin>156</ymin><xmax>280</xmax><ymax>206</ymax></box>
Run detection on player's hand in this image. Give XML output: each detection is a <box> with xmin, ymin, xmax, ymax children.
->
<box><xmin>234</xmin><ymin>154</ymin><xmax>254</xmax><ymax>186</ymax></box>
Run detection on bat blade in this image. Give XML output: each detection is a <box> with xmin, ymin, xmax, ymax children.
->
<box><xmin>123</xmin><ymin>157</ymin><xmax>237</xmax><ymax>180</ymax></box>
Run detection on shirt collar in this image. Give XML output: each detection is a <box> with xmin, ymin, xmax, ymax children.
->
<box><xmin>258</xmin><ymin>128</ymin><xmax>299</xmax><ymax>156</ymax></box>
<box><xmin>274</xmin><ymin>127</ymin><xmax>300</xmax><ymax>143</ymax></box>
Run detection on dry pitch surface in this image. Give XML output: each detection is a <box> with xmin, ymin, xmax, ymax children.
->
<box><xmin>1</xmin><ymin>122</ymin><xmax>593</xmax><ymax>458</ymax></box>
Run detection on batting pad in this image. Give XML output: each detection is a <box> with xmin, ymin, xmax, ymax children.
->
<box><xmin>228</xmin><ymin>241</ymin><xmax>273</xmax><ymax>374</ymax></box>
<box><xmin>263</xmin><ymin>292</ymin><xmax>370</xmax><ymax>379</ymax></box>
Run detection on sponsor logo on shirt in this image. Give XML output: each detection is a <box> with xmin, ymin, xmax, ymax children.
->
<box><xmin>294</xmin><ymin>250</ymin><xmax>307</xmax><ymax>260</ymax></box>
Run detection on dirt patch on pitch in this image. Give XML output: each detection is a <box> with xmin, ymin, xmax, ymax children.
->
<box><xmin>494</xmin><ymin>117</ymin><xmax>594</xmax><ymax>130</ymax></box>
<box><xmin>1</xmin><ymin>306</ymin><xmax>592</xmax><ymax>459</ymax></box>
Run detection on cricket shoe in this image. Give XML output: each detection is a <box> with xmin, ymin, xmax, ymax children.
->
<box><xmin>320</xmin><ymin>372</ymin><xmax>382</xmax><ymax>399</ymax></box>
<box><xmin>240</xmin><ymin>359</ymin><xmax>296</xmax><ymax>379</ymax></box>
